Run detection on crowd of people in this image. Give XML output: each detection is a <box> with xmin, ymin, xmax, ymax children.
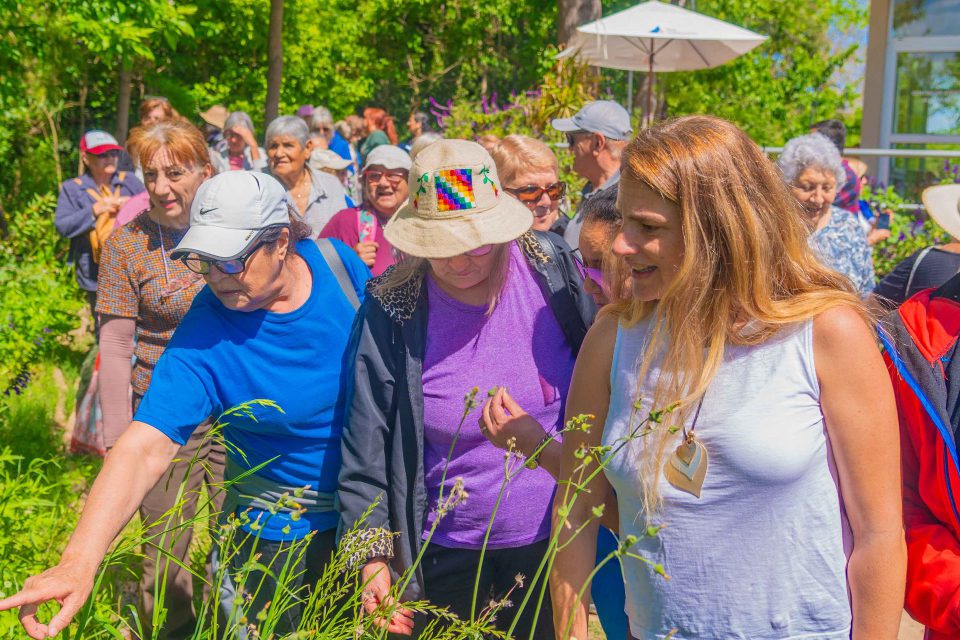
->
<box><xmin>5</xmin><ymin>92</ymin><xmax>960</xmax><ymax>640</ymax></box>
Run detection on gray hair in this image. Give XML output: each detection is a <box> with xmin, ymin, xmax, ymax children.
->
<box><xmin>224</xmin><ymin>111</ymin><xmax>255</xmax><ymax>134</ymax></box>
<box><xmin>265</xmin><ymin>115</ymin><xmax>309</xmax><ymax>149</ymax></box>
<box><xmin>409</xmin><ymin>132</ymin><xmax>443</xmax><ymax>162</ymax></box>
<box><xmin>777</xmin><ymin>133</ymin><xmax>845</xmax><ymax>186</ymax></box>
<box><xmin>310</xmin><ymin>107</ymin><xmax>334</xmax><ymax>130</ymax></box>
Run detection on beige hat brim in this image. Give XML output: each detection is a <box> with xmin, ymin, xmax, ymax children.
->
<box><xmin>385</xmin><ymin>195</ymin><xmax>534</xmax><ymax>259</ymax></box>
<box><xmin>923</xmin><ymin>184</ymin><xmax>960</xmax><ymax>241</ymax></box>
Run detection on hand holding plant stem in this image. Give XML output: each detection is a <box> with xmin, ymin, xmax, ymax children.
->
<box><xmin>361</xmin><ymin>559</ymin><xmax>415</xmax><ymax>635</ymax></box>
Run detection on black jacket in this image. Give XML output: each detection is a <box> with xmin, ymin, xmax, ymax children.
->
<box><xmin>336</xmin><ymin>230</ymin><xmax>596</xmax><ymax>599</ymax></box>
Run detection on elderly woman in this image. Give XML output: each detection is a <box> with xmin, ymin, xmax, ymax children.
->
<box><xmin>491</xmin><ymin>134</ymin><xmax>568</xmax><ymax>236</ymax></box>
<box><xmin>310</xmin><ymin>106</ymin><xmax>354</xmax><ymax>164</ymax></box>
<box><xmin>778</xmin><ymin>133</ymin><xmax>876</xmax><ymax>296</ymax></box>
<box><xmin>95</xmin><ymin>120</ymin><xmax>220</xmax><ymax>638</ymax></box>
<box><xmin>210</xmin><ymin>111</ymin><xmax>266</xmax><ymax>173</ymax></box>
<box><xmin>55</xmin><ymin>130</ymin><xmax>145</xmax><ymax>326</ymax></box>
<box><xmin>1</xmin><ymin>171</ymin><xmax>371</xmax><ymax>639</ymax></box>
<box><xmin>337</xmin><ymin>139</ymin><xmax>595</xmax><ymax>638</ymax></box>
<box><xmin>552</xmin><ymin>116</ymin><xmax>904</xmax><ymax>640</ymax></box>
<box><xmin>319</xmin><ymin>145</ymin><xmax>410</xmax><ymax>276</ymax></box>
<box><xmin>264</xmin><ymin>115</ymin><xmax>348</xmax><ymax>235</ymax></box>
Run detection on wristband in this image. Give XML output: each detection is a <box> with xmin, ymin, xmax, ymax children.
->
<box><xmin>525</xmin><ymin>433</ymin><xmax>555</xmax><ymax>469</ymax></box>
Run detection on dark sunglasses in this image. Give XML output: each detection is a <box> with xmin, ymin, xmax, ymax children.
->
<box><xmin>181</xmin><ymin>240</ymin><xmax>269</xmax><ymax>275</ymax></box>
<box><xmin>572</xmin><ymin>250</ymin><xmax>605</xmax><ymax>287</ymax></box>
<box><xmin>506</xmin><ymin>181</ymin><xmax>567</xmax><ymax>204</ymax></box>
<box><xmin>565</xmin><ymin>130</ymin><xmax>591</xmax><ymax>147</ymax></box>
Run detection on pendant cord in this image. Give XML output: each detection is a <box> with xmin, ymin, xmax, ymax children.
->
<box><xmin>682</xmin><ymin>395</ymin><xmax>706</xmax><ymax>440</ymax></box>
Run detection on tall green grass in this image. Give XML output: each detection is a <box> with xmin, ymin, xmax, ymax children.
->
<box><xmin>0</xmin><ymin>369</ymin><xmax>670</xmax><ymax>638</ymax></box>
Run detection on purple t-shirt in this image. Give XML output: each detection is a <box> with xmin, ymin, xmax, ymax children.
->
<box><xmin>421</xmin><ymin>242</ymin><xmax>576</xmax><ymax>549</ymax></box>
<box><xmin>319</xmin><ymin>207</ymin><xmax>397</xmax><ymax>277</ymax></box>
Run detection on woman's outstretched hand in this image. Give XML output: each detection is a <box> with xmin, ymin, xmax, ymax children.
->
<box><xmin>0</xmin><ymin>559</ymin><xmax>95</xmax><ymax>639</ymax></box>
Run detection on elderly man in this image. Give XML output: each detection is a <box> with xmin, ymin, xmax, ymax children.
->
<box><xmin>551</xmin><ymin>100</ymin><xmax>632</xmax><ymax>249</ymax></box>
<box><xmin>310</xmin><ymin>106</ymin><xmax>353</xmax><ymax>166</ymax></box>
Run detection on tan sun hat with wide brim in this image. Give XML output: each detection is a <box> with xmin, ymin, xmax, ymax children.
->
<box><xmin>923</xmin><ymin>183</ymin><xmax>960</xmax><ymax>241</ymax></box>
<box><xmin>384</xmin><ymin>139</ymin><xmax>533</xmax><ymax>259</ymax></box>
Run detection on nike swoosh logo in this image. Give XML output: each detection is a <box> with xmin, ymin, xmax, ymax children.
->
<box><xmin>198</xmin><ymin>207</ymin><xmax>217</xmax><ymax>215</ymax></box>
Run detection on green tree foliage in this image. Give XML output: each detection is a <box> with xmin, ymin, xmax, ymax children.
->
<box><xmin>2</xmin><ymin>0</ymin><xmax>866</xmax><ymax>214</ymax></box>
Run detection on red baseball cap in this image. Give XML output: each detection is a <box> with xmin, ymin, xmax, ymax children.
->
<box><xmin>80</xmin><ymin>130</ymin><xmax>123</xmax><ymax>155</ymax></box>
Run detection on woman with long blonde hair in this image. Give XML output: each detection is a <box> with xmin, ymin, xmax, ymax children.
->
<box><xmin>550</xmin><ymin>116</ymin><xmax>905</xmax><ymax>639</ymax></box>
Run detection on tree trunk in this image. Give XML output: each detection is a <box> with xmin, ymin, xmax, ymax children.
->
<box><xmin>265</xmin><ymin>0</ymin><xmax>284</xmax><ymax>125</ymax></box>
<box><xmin>116</xmin><ymin>62</ymin><xmax>133</xmax><ymax>143</ymax></box>
<box><xmin>557</xmin><ymin>0</ymin><xmax>601</xmax><ymax>47</ymax></box>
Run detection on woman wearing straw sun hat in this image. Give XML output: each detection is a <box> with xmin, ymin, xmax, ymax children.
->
<box><xmin>873</xmin><ymin>183</ymin><xmax>960</xmax><ymax>308</ymax></box>
<box><xmin>337</xmin><ymin>139</ymin><xmax>595</xmax><ymax>638</ymax></box>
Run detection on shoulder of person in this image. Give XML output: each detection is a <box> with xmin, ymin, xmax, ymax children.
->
<box><xmin>313</xmin><ymin>167</ymin><xmax>346</xmax><ymax>193</ymax></box>
<box><xmin>62</xmin><ymin>174</ymin><xmax>91</xmax><ymax>193</ymax></box>
<box><xmin>365</xmin><ymin>263</ymin><xmax>425</xmax><ymax>326</ymax></box>
<box><xmin>322</xmin><ymin>236</ymin><xmax>371</xmax><ymax>281</ymax></box>
<box><xmin>320</xmin><ymin>206</ymin><xmax>361</xmax><ymax>233</ymax></box>
<box><xmin>813</xmin><ymin>304</ymin><xmax>872</xmax><ymax>354</ymax></box>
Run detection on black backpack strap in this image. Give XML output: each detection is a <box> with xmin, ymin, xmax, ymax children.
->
<box><xmin>315</xmin><ymin>238</ymin><xmax>360</xmax><ymax>311</ymax></box>
<box><xmin>528</xmin><ymin>231</ymin><xmax>595</xmax><ymax>353</ymax></box>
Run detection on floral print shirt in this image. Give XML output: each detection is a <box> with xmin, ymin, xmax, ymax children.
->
<box><xmin>809</xmin><ymin>206</ymin><xmax>875</xmax><ymax>296</ymax></box>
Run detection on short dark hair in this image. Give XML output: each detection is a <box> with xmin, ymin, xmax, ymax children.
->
<box><xmin>411</xmin><ymin>111</ymin><xmax>431</xmax><ymax>132</ymax></box>
<box><xmin>811</xmin><ymin>119</ymin><xmax>846</xmax><ymax>153</ymax></box>
<box><xmin>581</xmin><ymin>184</ymin><xmax>620</xmax><ymax>226</ymax></box>
<box><xmin>260</xmin><ymin>211</ymin><xmax>313</xmax><ymax>256</ymax></box>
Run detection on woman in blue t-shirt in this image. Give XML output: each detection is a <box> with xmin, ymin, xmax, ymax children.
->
<box><xmin>0</xmin><ymin>171</ymin><xmax>370</xmax><ymax>639</ymax></box>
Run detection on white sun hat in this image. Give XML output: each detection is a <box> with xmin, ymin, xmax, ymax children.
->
<box><xmin>384</xmin><ymin>139</ymin><xmax>533</xmax><ymax>259</ymax></box>
<box><xmin>923</xmin><ymin>183</ymin><xmax>960</xmax><ymax>241</ymax></box>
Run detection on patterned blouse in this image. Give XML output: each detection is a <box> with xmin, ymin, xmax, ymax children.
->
<box><xmin>95</xmin><ymin>212</ymin><xmax>205</xmax><ymax>397</ymax></box>
<box><xmin>808</xmin><ymin>206</ymin><xmax>875</xmax><ymax>296</ymax></box>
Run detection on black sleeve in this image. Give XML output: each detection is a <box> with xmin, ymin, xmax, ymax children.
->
<box><xmin>874</xmin><ymin>251</ymin><xmax>923</xmax><ymax>307</ymax></box>
<box><xmin>336</xmin><ymin>297</ymin><xmax>399</xmax><ymax>563</ymax></box>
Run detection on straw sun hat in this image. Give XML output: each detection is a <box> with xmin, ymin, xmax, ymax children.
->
<box><xmin>384</xmin><ymin>139</ymin><xmax>533</xmax><ymax>259</ymax></box>
<box><xmin>923</xmin><ymin>183</ymin><xmax>960</xmax><ymax>241</ymax></box>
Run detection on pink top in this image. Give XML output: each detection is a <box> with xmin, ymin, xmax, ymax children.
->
<box><xmin>115</xmin><ymin>191</ymin><xmax>150</xmax><ymax>228</ymax></box>
<box><xmin>319</xmin><ymin>206</ymin><xmax>397</xmax><ymax>276</ymax></box>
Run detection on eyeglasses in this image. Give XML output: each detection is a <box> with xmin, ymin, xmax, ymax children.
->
<box><xmin>364</xmin><ymin>170</ymin><xmax>408</xmax><ymax>185</ymax></box>
<box><xmin>565</xmin><ymin>131</ymin><xmax>591</xmax><ymax>147</ymax></box>
<box><xmin>573</xmin><ymin>250</ymin><xmax>604</xmax><ymax>286</ymax></box>
<box><xmin>506</xmin><ymin>181</ymin><xmax>566</xmax><ymax>204</ymax></box>
<box><xmin>181</xmin><ymin>240</ymin><xmax>269</xmax><ymax>275</ymax></box>
<box><xmin>465</xmin><ymin>245</ymin><xmax>494</xmax><ymax>257</ymax></box>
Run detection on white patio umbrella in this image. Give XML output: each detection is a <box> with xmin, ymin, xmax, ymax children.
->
<box><xmin>557</xmin><ymin>1</ymin><xmax>767</xmax><ymax>123</ymax></box>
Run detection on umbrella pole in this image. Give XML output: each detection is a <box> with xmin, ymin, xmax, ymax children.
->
<box><xmin>646</xmin><ymin>39</ymin><xmax>655</xmax><ymax>127</ymax></box>
<box><xmin>627</xmin><ymin>71</ymin><xmax>634</xmax><ymax>115</ymax></box>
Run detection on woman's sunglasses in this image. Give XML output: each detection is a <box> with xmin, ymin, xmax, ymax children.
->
<box><xmin>506</xmin><ymin>181</ymin><xmax>566</xmax><ymax>204</ymax></box>
<box><xmin>572</xmin><ymin>250</ymin><xmax>604</xmax><ymax>287</ymax></box>
<box><xmin>181</xmin><ymin>240</ymin><xmax>269</xmax><ymax>275</ymax></box>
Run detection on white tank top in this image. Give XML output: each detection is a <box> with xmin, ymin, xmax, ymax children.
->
<box><xmin>603</xmin><ymin>318</ymin><xmax>851</xmax><ymax>639</ymax></box>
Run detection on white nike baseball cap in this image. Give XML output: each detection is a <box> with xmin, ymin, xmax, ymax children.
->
<box><xmin>171</xmin><ymin>171</ymin><xmax>291</xmax><ymax>261</ymax></box>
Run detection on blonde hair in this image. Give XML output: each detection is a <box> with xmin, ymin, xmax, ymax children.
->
<box><xmin>373</xmin><ymin>243</ymin><xmax>512</xmax><ymax>316</ymax></box>
<box><xmin>612</xmin><ymin>115</ymin><xmax>864</xmax><ymax>513</ymax></box>
<box><xmin>490</xmin><ymin>134</ymin><xmax>559</xmax><ymax>187</ymax></box>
